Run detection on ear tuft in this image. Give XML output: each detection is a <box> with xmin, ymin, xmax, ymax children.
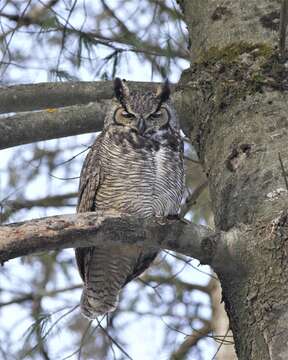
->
<box><xmin>156</xmin><ymin>79</ymin><xmax>170</xmax><ymax>103</ymax></box>
<box><xmin>114</xmin><ymin>78</ymin><xmax>129</xmax><ymax>104</ymax></box>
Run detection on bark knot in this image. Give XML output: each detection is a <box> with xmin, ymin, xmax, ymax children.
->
<box><xmin>200</xmin><ymin>234</ymin><xmax>218</xmax><ymax>265</ymax></box>
<box><xmin>259</xmin><ymin>11</ymin><xmax>280</xmax><ymax>31</ymax></box>
<box><xmin>211</xmin><ymin>6</ymin><xmax>232</xmax><ymax>21</ymax></box>
<box><xmin>274</xmin><ymin>211</ymin><xmax>288</xmax><ymax>240</ymax></box>
<box><xmin>226</xmin><ymin>143</ymin><xmax>254</xmax><ymax>172</ymax></box>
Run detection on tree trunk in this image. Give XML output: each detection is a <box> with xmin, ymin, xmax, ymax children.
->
<box><xmin>177</xmin><ymin>0</ymin><xmax>288</xmax><ymax>358</ymax></box>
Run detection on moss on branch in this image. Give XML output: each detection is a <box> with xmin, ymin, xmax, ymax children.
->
<box><xmin>195</xmin><ymin>41</ymin><xmax>273</xmax><ymax>65</ymax></box>
<box><xmin>193</xmin><ymin>42</ymin><xmax>288</xmax><ymax>94</ymax></box>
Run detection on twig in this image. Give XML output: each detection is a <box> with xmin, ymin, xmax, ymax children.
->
<box><xmin>142</xmin><ymin>274</ymin><xmax>211</xmax><ymax>294</ymax></box>
<box><xmin>164</xmin><ymin>250</ymin><xmax>219</xmax><ymax>280</ymax></box>
<box><xmin>54</xmin><ymin>146</ymin><xmax>91</xmax><ymax>167</ymax></box>
<box><xmin>170</xmin><ymin>322</ymin><xmax>211</xmax><ymax>360</ymax></box>
<box><xmin>97</xmin><ymin>320</ymin><xmax>134</xmax><ymax>360</ymax></box>
<box><xmin>181</xmin><ymin>180</ymin><xmax>209</xmax><ymax>216</ymax></box>
<box><xmin>211</xmin><ymin>326</ymin><xmax>230</xmax><ymax>360</ymax></box>
<box><xmin>23</xmin><ymin>305</ymin><xmax>79</xmax><ymax>359</ymax></box>
<box><xmin>61</xmin><ymin>320</ymin><xmax>93</xmax><ymax>360</ymax></box>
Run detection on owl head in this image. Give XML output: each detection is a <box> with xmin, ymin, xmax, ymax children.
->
<box><xmin>104</xmin><ymin>78</ymin><xmax>179</xmax><ymax>134</ymax></box>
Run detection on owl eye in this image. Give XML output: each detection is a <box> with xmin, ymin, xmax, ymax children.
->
<box><xmin>146</xmin><ymin>107</ymin><xmax>169</xmax><ymax>128</ymax></box>
<box><xmin>150</xmin><ymin>111</ymin><xmax>162</xmax><ymax>118</ymax></box>
<box><xmin>114</xmin><ymin>107</ymin><xmax>136</xmax><ymax>126</ymax></box>
<box><xmin>121</xmin><ymin>111</ymin><xmax>135</xmax><ymax>119</ymax></box>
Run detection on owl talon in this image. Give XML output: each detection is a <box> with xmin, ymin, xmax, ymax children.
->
<box><xmin>167</xmin><ymin>214</ymin><xmax>180</xmax><ymax>221</ymax></box>
<box><xmin>155</xmin><ymin>216</ymin><xmax>168</xmax><ymax>225</ymax></box>
<box><xmin>155</xmin><ymin>215</ymin><xmax>180</xmax><ymax>225</ymax></box>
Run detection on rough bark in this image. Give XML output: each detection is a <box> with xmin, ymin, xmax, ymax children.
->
<box><xmin>0</xmin><ymin>211</ymin><xmax>223</xmax><ymax>264</ymax></box>
<box><xmin>178</xmin><ymin>0</ymin><xmax>288</xmax><ymax>358</ymax></box>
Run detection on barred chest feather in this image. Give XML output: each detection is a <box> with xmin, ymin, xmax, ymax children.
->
<box><xmin>95</xmin><ymin>126</ymin><xmax>184</xmax><ymax>217</ymax></box>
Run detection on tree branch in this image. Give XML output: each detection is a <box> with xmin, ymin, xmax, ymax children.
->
<box><xmin>0</xmin><ymin>102</ymin><xmax>107</xmax><ymax>150</ymax></box>
<box><xmin>0</xmin><ymin>284</ymin><xmax>81</xmax><ymax>308</ymax></box>
<box><xmin>0</xmin><ymin>192</ymin><xmax>77</xmax><ymax>223</ymax></box>
<box><xmin>142</xmin><ymin>274</ymin><xmax>212</xmax><ymax>294</ymax></box>
<box><xmin>0</xmin><ymin>81</ymin><xmax>166</xmax><ymax>114</ymax></box>
<box><xmin>2</xmin><ymin>192</ymin><xmax>77</xmax><ymax>211</ymax></box>
<box><xmin>0</xmin><ymin>211</ymin><xmax>236</xmax><ymax>270</ymax></box>
<box><xmin>0</xmin><ymin>212</ymin><xmax>240</xmax><ymax>273</ymax></box>
<box><xmin>171</xmin><ymin>322</ymin><xmax>212</xmax><ymax>360</ymax></box>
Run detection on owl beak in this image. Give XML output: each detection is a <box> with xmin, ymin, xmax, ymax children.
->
<box><xmin>137</xmin><ymin>117</ymin><xmax>146</xmax><ymax>135</ymax></box>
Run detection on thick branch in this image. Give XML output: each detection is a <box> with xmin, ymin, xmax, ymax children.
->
<box><xmin>0</xmin><ymin>211</ymin><xmax>235</xmax><ymax>271</ymax></box>
<box><xmin>0</xmin><ymin>102</ymin><xmax>107</xmax><ymax>150</ymax></box>
<box><xmin>0</xmin><ymin>81</ymin><xmax>165</xmax><ymax>114</ymax></box>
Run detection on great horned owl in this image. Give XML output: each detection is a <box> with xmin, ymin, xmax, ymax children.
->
<box><xmin>75</xmin><ymin>78</ymin><xmax>184</xmax><ymax>319</ymax></box>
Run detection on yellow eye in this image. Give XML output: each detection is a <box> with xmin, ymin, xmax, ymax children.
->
<box><xmin>121</xmin><ymin>111</ymin><xmax>135</xmax><ymax>118</ymax></box>
<box><xmin>147</xmin><ymin>108</ymin><xmax>169</xmax><ymax>128</ymax></box>
<box><xmin>114</xmin><ymin>107</ymin><xmax>136</xmax><ymax>125</ymax></box>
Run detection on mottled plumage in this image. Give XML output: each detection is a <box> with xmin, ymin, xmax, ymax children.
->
<box><xmin>75</xmin><ymin>79</ymin><xmax>184</xmax><ymax>318</ymax></box>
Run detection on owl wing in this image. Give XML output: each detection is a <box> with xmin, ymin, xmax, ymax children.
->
<box><xmin>123</xmin><ymin>251</ymin><xmax>158</xmax><ymax>286</ymax></box>
<box><xmin>75</xmin><ymin>139</ymin><xmax>102</xmax><ymax>282</ymax></box>
<box><xmin>77</xmin><ymin>142</ymin><xmax>101</xmax><ymax>213</ymax></box>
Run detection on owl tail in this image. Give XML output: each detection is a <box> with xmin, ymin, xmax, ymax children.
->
<box><xmin>80</xmin><ymin>245</ymin><xmax>140</xmax><ymax>319</ymax></box>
